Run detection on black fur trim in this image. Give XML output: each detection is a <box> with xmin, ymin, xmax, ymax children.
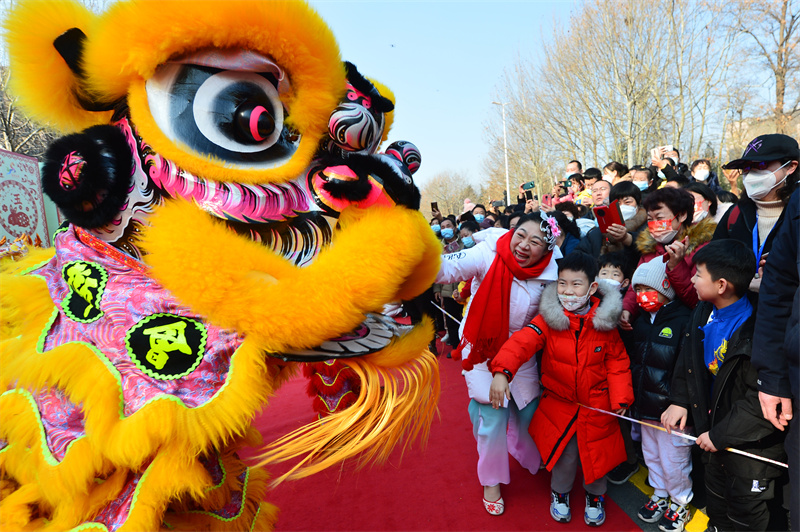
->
<box><xmin>53</xmin><ymin>28</ymin><xmax>87</xmax><ymax>77</ymax></box>
<box><xmin>41</xmin><ymin>125</ymin><xmax>133</xmax><ymax>229</ymax></box>
<box><xmin>321</xmin><ymin>169</ymin><xmax>373</xmax><ymax>202</ymax></box>
<box><xmin>344</xmin><ymin>61</ymin><xmax>394</xmax><ymax>114</ymax></box>
<box><xmin>320</xmin><ymin>153</ymin><xmax>420</xmax><ymax>210</ymax></box>
<box><xmin>52</xmin><ymin>28</ymin><xmax>119</xmax><ymax>112</ymax></box>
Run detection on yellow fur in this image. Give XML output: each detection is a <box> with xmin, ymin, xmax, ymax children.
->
<box><xmin>2</xmin><ymin>1</ymin><xmax>112</xmax><ymax>133</ymax></box>
<box><xmin>87</xmin><ymin>0</ymin><xmax>345</xmax><ymax>184</ymax></box>
<box><xmin>140</xmin><ymin>201</ymin><xmax>440</xmax><ymax>351</ymax></box>
<box><xmin>258</xmin><ymin>326</ymin><xmax>440</xmax><ymax>483</ymax></box>
<box><xmin>4</xmin><ymin>0</ymin><xmax>345</xmax><ymax>183</ymax></box>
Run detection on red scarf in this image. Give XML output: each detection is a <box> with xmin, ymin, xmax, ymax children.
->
<box><xmin>455</xmin><ymin>231</ymin><xmax>553</xmax><ymax>371</ymax></box>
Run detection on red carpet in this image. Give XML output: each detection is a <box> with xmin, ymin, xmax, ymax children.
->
<box><xmin>247</xmin><ymin>351</ymin><xmax>639</xmax><ymax>531</ymax></box>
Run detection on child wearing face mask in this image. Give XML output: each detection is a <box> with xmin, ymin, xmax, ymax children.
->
<box><xmin>628</xmin><ymin>259</ymin><xmax>694</xmax><ymax>532</ymax></box>
<box><xmin>489</xmin><ymin>252</ymin><xmax>633</xmax><ymax>527</ymax></box>
<box><xmin>597</xmin><ymin>252</ymin><xmax>631</xmax><ymax>295</ymax></box>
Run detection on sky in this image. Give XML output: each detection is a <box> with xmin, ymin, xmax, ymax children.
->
<box><xmin>0</xmin><ymin>0</ymin><xmax>578</xmax><ymax>190</ymax></box>
<box><xmin>308</xmin><ymin>1</ymin><xmax>578</xmax><ymax>190</ymax></box>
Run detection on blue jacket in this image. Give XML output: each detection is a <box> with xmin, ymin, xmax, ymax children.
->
<box><xmin>752</xmin><ymin>188</ymin><xmax>800</xmax><ymax>399</ymax></box>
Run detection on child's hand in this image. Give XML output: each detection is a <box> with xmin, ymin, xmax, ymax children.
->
<box><xmin>696</xmin><ymin>431</ymin><xmax>718</xmax><ymax>452</ymax></box>
<box><xmin>619</xmin><ymin>310</ymin><xmax>633</xmax><ymax>331</ymax></box>
<box><xmin>661</xmin><ymin>404</ymin><xmax>688</xmax><ymax>434</ymax></box>
<box><xmin>489</xmin><ymin>373</ymin><xmax>511</xmax><ymax>409</ymax></box>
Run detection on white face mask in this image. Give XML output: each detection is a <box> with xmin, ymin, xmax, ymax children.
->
<box><xmin>692</xmin><ymin>209</ymin><xmax>708</xmax><ymax>223</ymax></box>
<box><xmin>619</xmin><ymin>204</ymin><xmax>638</xmax><ymax>221</ymax></box>
<box><xmin>558</xmin><ymin>292</ymin><xmax>592</xmax><ymax>312</ymax></box>
<box><xmin>694</xmin><ymin>169</ymin><xmax>709</xmax><ymax>181</ymax></box>
<box><xmin>599</xmin><ymin>278</ymin><xmax>622</xmax><ymax>290</ymax></box>
<box><xmin>743</xmin><ymin>161</ymin><xmax>791</xmax><ymax>200</ymax></box>
<box><xmin>652</xmin><ymin>228</ymin><xmax>678</xmax><ymax>244</ymax></box>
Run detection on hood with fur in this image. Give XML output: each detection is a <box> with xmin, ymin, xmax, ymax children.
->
<box><xmin>636</xmin><ymin>216</ymin><xmax>717</xmax><ymax>256</ymax></box>
<box><xmin>538</xmin><ymin>279</ymin><xmax>622</xmax><ymax>332</ymax></box>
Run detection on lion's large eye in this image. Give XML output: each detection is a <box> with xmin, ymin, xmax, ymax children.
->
<box><xmin>146</xmin><ymin>64</ymin><xmax>300</xmax><ymax>168</ymax></box>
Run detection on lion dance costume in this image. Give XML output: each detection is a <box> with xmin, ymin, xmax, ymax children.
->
<box><xmin>0</xmin><ymin>2</ymin><xmax>441</xmax><ymax>530</ymax></box>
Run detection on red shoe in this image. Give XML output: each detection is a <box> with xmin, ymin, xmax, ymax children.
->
<box><xmin>483</xmin><ymin>496</ymin><xmax>505</xmax><ymax>515</ymax></box>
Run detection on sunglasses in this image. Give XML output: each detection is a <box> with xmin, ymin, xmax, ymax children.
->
<box><xmin>739</xmin><ymin>161</ymin><xmax>774</xmax><ymax>172</ymax></box>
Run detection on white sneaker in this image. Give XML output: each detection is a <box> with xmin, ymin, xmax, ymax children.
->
<box><xmin>550</xmin><ymin>490</ymin><xmax>571</xmax><ymax>523</ymax></box>
<box><xmin>658</xmin><ymin>502</ymin><xmax>690</xmax><ymax>532</ymax></box>
<box><xmin>584</xmin><ymin>492</ymin><xmax>606</xmax><ymax>526</ymax></box>
<box><xmin>441</xmin><ymin>332</ymin><xmax>449</xmax><ymax>343</ymax></box>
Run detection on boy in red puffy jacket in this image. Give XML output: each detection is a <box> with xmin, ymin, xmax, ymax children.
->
<box><xmin>490</xmin><ymin>252</ymin><xmax>634</xmax><ymax>527</ymax></box>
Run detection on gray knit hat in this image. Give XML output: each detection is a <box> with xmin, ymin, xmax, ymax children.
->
<box><xmin>632</xmin><ymin>258</ymin><xmax>676</xmax><ymax>300</ymax></box>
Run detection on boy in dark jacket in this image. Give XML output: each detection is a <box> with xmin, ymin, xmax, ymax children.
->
<box><xmin>629</xmin><ymin>258</ymin><xmax>693</xmax><ymax>531</ymax></box>
<box><xmin>662</xmin><ymin>240</ymin><xmax>788</xmax><ymax>531</ymax></box>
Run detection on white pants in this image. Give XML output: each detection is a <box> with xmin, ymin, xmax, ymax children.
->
<box><xmin>641</xmin><ymin>423</ymin><xmax>693</xmax><ymax>506</ymax></box>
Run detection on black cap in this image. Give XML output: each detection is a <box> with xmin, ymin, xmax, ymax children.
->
<box><xmin>724</xmin><ymin>134</ymin><xmax>800</xmax><ymax>169</ymax></box>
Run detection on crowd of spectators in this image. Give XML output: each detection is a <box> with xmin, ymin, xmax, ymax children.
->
<box><xmin>417</xmin><ymin>134</ymin><xmax>799</xmax><ymax>531</ymax></box>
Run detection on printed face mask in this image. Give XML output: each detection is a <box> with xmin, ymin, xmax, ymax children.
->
<box><xmin>637</xmin><ymin>290</ymin><xmax>664</xmax><ymax>312</ymax></box>
<box><xmin>648</xmin><ymin>216</ymin><xmax>678</xmax><ymax>243</ymax></box>
<box><xmin>558</xmin><ymin>292</ymin><xmax>591</xmax><ymax>312</ymax></box>
<box><xmin>743</xmin><ymin>161</ymin><xmax>791</xmax><ymax>200</ymax></box>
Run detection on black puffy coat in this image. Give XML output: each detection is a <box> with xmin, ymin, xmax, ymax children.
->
<box><xmin>670</xmin><ymin>300</ymin><xmax>787</xmax><ymax>480</ymax></box>
<box><xmin>630</xmin><ymin>300</ymin><xmax>692</xmax><ymax>421</ymax></box>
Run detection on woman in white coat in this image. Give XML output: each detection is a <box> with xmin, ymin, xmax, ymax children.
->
<box><xmin>436</xmin><ymin>212</ymin><xmax>562</xmax><ymax>515</ymax></box>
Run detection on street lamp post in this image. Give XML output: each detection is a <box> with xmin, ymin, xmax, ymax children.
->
<box><xmin>492</xmin><ymin>101</ymin><xmax>510</xmax><ymax>207</ymax></box>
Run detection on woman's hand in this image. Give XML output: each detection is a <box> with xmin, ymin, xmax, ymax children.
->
<box><xmin>489</xmin><ymin>373</ymin><xmax>511</xmax><ymax>409</ymax></box>
<box><xmin>723</xmin><ymin>168</ymin><xmax>741</xmax><ymax>195</ymax></box>
<box><xmin>524</xmin><ymin>199</ymin><xmax>539</xmax><ymax>213</ymax></box>
<box><xmin>665</xmin><ymin>237</ymin><xmax>688</xmax><ymax>270</ymax></box>
<box><xmin>696</xmin><ymin>431</ymin><xmax>718</xmax><ymax>452</ymax></box>
<box><xmin>614</xmin><ymin>407</ymin><xmax>627</xmax><ymax>415</ymax></box>
<box><xmin>606</xmin><ymin>223</ymin><xmax>629</xmax><ymax>244</ymax></box>
<box><xmin>661</xmin><ymin>404</ymin><xmax>688</xmax><ymax>434</ymax></box>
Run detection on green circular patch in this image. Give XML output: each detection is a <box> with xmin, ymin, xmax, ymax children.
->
<box><xmin>125</xmin><ymin>313</ymin><xmax>208</xmax><ymax>380</ymax></box>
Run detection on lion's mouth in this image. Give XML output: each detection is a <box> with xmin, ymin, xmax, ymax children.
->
<box><xmin>273</xmin><ymin>313</ymin><xmax>415</xmax><ymax>362</ymax></box>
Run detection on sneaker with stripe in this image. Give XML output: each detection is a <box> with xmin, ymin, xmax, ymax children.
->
<box><xmin>550</xmin><ymin>490</ymin><xmax>571</xmax><ymax>523</ymax></box>
<box><xmin>584</xmin><ymin>492</ymin><xmax>606</xmax><ymax>527</ymax></box>
<box><xmin>658</xmin><ymin>502</ymin><xmax>690</xmax><ymax>532</ymax></box>
<box><xmin>638</xmin><ymin>494</ymin><xmax>669</xmax><ymax>523</ymax></box>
